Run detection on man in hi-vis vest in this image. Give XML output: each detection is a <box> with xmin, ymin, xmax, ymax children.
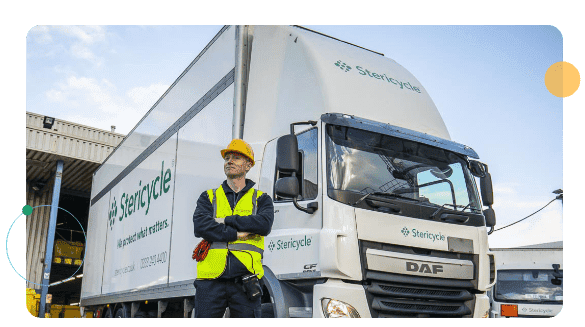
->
<box><xmin>192</xmin><ymin>139</ymin><xmax>274</xmax><ymax>318</ymax></box>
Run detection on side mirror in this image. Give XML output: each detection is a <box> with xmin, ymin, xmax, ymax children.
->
<box><xmin>275</xmin><ymin>177</ymin><xmax>300</xmax><ymax>198</ymax></box>
<box><xmin>551</xmin><ymin>264</ymin><xmax>562</xmax><ymax>285</ymax></box>
<box><xmin>276</xmin><ymin>134</ymin><xmax>299</xmax><ymax>174</ymax></box>
<box><xmin>274</xmin><ymin>129</ymin><xmax>318</xmax><ymax>215</ymax></box>
<box><xmin>484</xmin><ymin>207</ymin><xmax>496</xmax><ymax>227</ymax></box>
<box><xmin>480</xmin><ymin>172</ymin><xmax>494</xmax><ymax>206</ymax></box>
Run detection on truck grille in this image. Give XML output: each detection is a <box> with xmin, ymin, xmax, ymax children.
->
<box><xmin>360</xmin><ymin>241</ymin><xmax>477</xmax><ymax>318</ymax></box>
<box><xmin>366</xmin><ymin>280</ymin><xmax>473</xmax><ymax>317</ymax></box>
<box><xmin>373</xmin><ymin>283</ymin><xmax>470</xmax><ymax>300</ymax></box>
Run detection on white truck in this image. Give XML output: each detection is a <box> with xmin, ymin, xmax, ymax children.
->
<box><xmin>489</xmin><ymin>243</ymin><xmax>563</xmax><ymax>318</ymax></box>
<box><xmin>80</xmin><ymin>25</ymin><xmax>497</xmax><ymax>318</ymax></box>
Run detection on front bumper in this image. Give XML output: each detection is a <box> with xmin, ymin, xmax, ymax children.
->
<box><xmin>313</xmin><ymin>279</ymin><xmax>490</xmax><ymax>318</ymax></box>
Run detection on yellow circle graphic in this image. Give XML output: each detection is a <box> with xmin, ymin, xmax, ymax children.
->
<box><xmin>545</xmin><ymin>61</ymin><xmax>580</xmax><ymax>97</ymax></box>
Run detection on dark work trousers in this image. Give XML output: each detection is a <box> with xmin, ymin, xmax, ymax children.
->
<box><xmin>194</xmin><ymin>278</ymin><xmax>261</xmax><ymax>318</ymax></box>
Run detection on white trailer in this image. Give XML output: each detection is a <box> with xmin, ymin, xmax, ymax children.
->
<box><xmin>489</xmin><ymin>243</ymin><xmax>563</xmax><ymax>318</ymax></box>
<box><xmin>80</xmin><ymin>25</ymin><xmax>497</xmax><ymax>318</ymax></box>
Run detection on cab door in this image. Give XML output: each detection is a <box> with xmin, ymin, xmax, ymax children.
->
<box><xmin>259</xmin><ymin>127</ymin><xmax>322</xmax><ymax>279</ymax></box>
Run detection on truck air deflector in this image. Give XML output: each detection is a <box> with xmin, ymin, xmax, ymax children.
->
<box><xmin>321</xmin><ymin>113</ymin><xmax>479</xmax><ymax>159</ymax></box>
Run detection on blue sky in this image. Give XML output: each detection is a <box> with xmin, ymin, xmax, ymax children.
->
<box><xmin>25</xmin><ymin>25</ymin><xmax>564</xmax><ymax>248</ymax></box>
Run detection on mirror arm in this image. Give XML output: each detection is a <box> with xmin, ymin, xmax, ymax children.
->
<box><xmin>290</xmin><ymin>120</ymin><xmax>318</xmax><ymax>134</ymax></box>
<box><xmin>292</xmin><ymin>197</ymin><xmax>317</xmax><ymax>214</ymax></box>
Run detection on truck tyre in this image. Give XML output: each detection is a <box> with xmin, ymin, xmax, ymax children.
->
<box><xmin>115</xmin><ymin>306</ymin><xmax>129</xmax><ymax>318</ymax></box>
<box><xmin>133</xmin><ymin>311</ymin><xmax>147</xmax><ymax>318</ymax></box>
<box><xmin>104</xmin><ymin>308</ymin><xmax>113</xmax><ymax>318</ymax></box>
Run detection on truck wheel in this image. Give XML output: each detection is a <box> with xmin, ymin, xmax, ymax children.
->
<box><xmin>115</xmin><ymin>306</ymin><xmax>129</xmax><ymax>318</ymax></box>
<box><xmin>133</xmin><ymin>310</ymin><xmax>147</xmax><ymax>318</ymax></box>
<box><xmin>104</xmin><ymin>308</ymin><xmax>113</xmax><ymax>318</ymax></box>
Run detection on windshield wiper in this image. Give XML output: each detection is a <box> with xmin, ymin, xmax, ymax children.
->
<box><xmin>352</xmin><ymin>191</ymin><xmax>421</xmax><ymax>206</ymax></box>
<box><xmin>429</xmin><ymin>203</ymin><xmax>470</xmax><ymax>223</ymax></box>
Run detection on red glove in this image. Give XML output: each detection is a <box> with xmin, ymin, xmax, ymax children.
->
<box><xmin>192</xmin><ymin>240</ymin><xmax>211</xmax><ymax>262</ymax></box>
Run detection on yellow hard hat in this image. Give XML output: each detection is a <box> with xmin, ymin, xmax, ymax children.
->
<box><xmin>221</xmin><ymin>139</ymin><xmax>255</xmax><ymax>166</ymax></box>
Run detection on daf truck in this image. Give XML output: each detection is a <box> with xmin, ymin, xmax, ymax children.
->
<box><xmin>79</xmin><ymin>25</ymin><xmax>497</xmax><ymax>318</ymax></box>
<box><xmin>489</xmin><ymin>243</ymin><xmax>562</xmax><ymax>318</ymax></box>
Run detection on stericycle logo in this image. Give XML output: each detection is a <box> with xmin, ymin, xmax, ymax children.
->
<box><xmin>334</xmin><ymin>60</ymin><xmax>352</xmax><ymax>72</ymax></box>
<box><xmin>401</xmin><ymin>227</ymin><xmax>446</xmax><ymax>242</ymax></box>
<box><xmin>107</xmin><ymin>160</ymin><xmax>173</xmax><ymax>230</ymax></box>
<box><xmin>524</xmin><ymin>307</ymin><xmax>554</xmax><ymax>315</ymax></box>
<box><xmin>268</xmin><ymin>236</ymin><xmax>312</xmax><ymax>252</ymax></box>
<box><xmin>333</xmin><ymin>59</ymin><xmax>422</xmax><ymax>94</ymax></box>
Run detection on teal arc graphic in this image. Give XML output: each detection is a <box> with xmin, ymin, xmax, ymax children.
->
<box><xmin>6</xmin><ymin>205</ymin><xmax>87</xmax><ymax>287</ymax></box>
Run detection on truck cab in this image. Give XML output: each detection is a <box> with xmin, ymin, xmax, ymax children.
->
<box><xmin>235</xmin><ymin>26</ymin><xmax>498</xmax><ymax>318</ymax></box>
<box><xmin>253</xmin><ymin>113</ymin><xmax>496</xmax><ymax>317</ymax></box>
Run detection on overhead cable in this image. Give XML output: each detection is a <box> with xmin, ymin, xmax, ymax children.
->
<box><xmin>492</xmin><ymin>198</ymin><xmax>558</xmax><ymax>233</ymax></box>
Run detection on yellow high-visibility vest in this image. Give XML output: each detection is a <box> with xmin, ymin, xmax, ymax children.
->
<box><xmin>196</xmin><ymin>186</ymin><xmax>265</xmax><ymax>279</ymax></box>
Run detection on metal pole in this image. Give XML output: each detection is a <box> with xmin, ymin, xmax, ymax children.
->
<box><xmin>38</xmin><ymin>160</ymin><xmax>64</xmax><ymax>317</ymax></box>
<box><xmin>233</xmin><ymin>25</ymin><xmax>250</xmax><ymax>140</ymax></box>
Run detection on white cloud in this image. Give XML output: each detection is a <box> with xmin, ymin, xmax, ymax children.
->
<box><xmin>102</xmin><ymin>78</ymin><xmax>115</xmax><ymax>89</ymax></box>
<box><xmin>127</xmin><ymin>83</ymin><xmax>168</xmax><ymax>108</ymax></box>
<box><xmin>28</xmin><ymin>26</ymin><xmax>109</xmax><ymax>66</ymax></box>
<box><xmin>493</xmin><ymin>183</ymin><xmax>518</xmax><ymax>195</ymax></box>
<box><xmin>70</xmin><ymin>43</ymin><xmax>103</xmax><ymax>66</ymax></box>
<box><xmin>493</xmin><ymin>198</ymin><xmax>554</xmax><ymax>211</ymax></box>
<box><xmin>488</xmin><ymin>180</ymin><xmax>562</xmax><ymax>248</ymax></box>
<box><xmin>45</xmin><ymin>89</ymin><xmax>65</xmax><ymax>102</ymax></box>
<box><xmin>489</xmin><ymin>205</ymin><xmax>563</xmax><ymax>248</ymax></box>
<box><xmin>45</xmin><ymin>75</ymin><xmax>168</xmax><ymax>134</ymax></box>
<box><xmin>52</xmin><ymin>25</ymin><xmax>106</xmax><ymax>45</ymax></box>
<box><xmin>28</xmin><ymin>25</ymin><xmax>53</xmax><ymax>44</ymax></box>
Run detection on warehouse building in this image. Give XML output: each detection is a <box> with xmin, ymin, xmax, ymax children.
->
<box><xmin>26</xmin><ymin>111</ymin><xmax>125</xmax><ymax>307</ymax></box>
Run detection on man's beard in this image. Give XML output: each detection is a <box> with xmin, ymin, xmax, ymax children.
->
<box><xmin>225</xmin><ymin>165</ymin><xmax>246</xmax><ymax>179</ymax></box>
<box><xmin>226</xmin><ymin>170</ymin><xmax>245</xmax><ymax>179</ymax></box>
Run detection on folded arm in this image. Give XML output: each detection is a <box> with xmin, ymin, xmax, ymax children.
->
<box><xmin>193</xmin><ymin>191</ymin><xmax>238</xmax><ymax>242</ymax></box>
<box><xmin>223</xmin><ymin>193</ymin><xmax>274</xmax><ymax>236</ymax></box>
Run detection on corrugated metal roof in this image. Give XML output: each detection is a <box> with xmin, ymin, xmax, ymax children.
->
<box><xmin>490</xmin><ymin>241</ymin><xmax>563</xmax><ymax>251</ymax></box>
<box><xmin>26</xmin><ymin>112</ymin><xmax>125</xmax><ymax>196</ymax></box>
<box><xmin>511</xmin><ymin>241</ymin><xmax>563</xmax><ymax>249</ymax></box>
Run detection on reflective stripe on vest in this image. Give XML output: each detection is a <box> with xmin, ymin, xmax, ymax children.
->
<box><xmin>196</xmin><ymin>186</ymin><xmax>265</xmax><ymax>280</ymax></box>
<box><xmin>209</xmin><ymin>242</ymin><xmax>265</xmax><ymax>257</ymax></box>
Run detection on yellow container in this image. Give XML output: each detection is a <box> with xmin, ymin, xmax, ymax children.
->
<box><xmin>54</xmin><ymin>240</ymin><xmax>84</xmax><ymax>260</ymax></box>
<box><xmin>50</xmin><ymin>305</ymin><xmax>83</xmax><ymax>318</ymax></box>
<box><xmin>26</xmin><ymin>288</ymin><xmax>40</xmax><ymax>317</ymax></box>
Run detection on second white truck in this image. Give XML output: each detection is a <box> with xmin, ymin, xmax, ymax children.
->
<box><xmin>489</xmin><ymin>243</ymin><xmax>563</xmax><ymax>318</ymax></box>
<box><xmin>80</xmin><ymin>25</ymin><xmax>497</xmax><ymax>318</ymax></box>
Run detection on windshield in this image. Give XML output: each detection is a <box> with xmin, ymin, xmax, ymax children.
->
<box><xmin>495</xmin><ymin>270</ymin><xmax>563</xmax><ymax>303</ymax></box>
<box><xmin>325</xmin><ymin>124</ymin><xmax>482</xmax><ymax>214</ymax></box>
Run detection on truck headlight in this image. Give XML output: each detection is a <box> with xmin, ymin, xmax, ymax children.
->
<box><xmin>321</xmin><ymin>298</ymin><xmax>360</xmax><ymax>318</ymax></box>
